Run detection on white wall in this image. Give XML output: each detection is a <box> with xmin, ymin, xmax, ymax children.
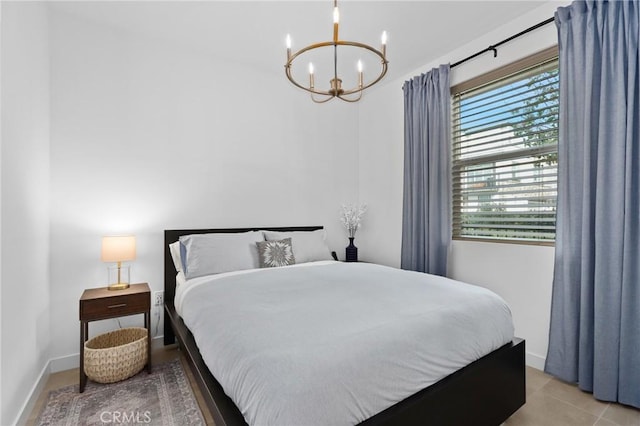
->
<box><xmin>0</xmin><ymin>2</ymin><xmax>51</xmax><ymax>424</ymax></box>
<box><xmin>358</xmin><ymin>1</ymin><xmax>568</xmax><ymax>369</ymax></box>
<box><xmin>48</xmin><ymin>8</ymin><xmax>360</xmax><ymax>364</ymax></box>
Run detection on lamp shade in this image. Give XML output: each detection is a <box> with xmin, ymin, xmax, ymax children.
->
<box><xmin>101</xmin><ymin>236</ymin><xmax>136</xmax><ymax>263</ymax></box>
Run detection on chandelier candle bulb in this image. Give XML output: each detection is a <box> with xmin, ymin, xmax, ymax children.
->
<box><xmin>382</xmin><ymin>31</ymin><xmax>387</xmax><ymax>56</ymax></box>
<box><xmin>309</xmin><ymin>63</ymin><xmax>315</xmax><ymax>89</ymax></box>
<box><xmin>357</xmin><ymin>60</ymin><xmax>363</xmax><ymax>87</ymax></box>
<box><xmin>286</xmin><ymin>34</ymin><xmax>291</xmax><ymax>58</ymax></box>
<box><xmin>333</xmin><ymin>6</ymin><xmax>339</xmax><ymax>41</ymax></box>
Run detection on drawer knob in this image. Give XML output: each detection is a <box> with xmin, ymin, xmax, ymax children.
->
<box><xmin>108</xmin><ymin>303</ymin><xmax>127</xmax><ymax>309</ymax></box>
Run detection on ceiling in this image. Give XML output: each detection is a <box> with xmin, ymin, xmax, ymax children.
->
<box><xmin>50</xmin><ymin>1</ymin><xmax>549</xmax><ymax>90</ymax></box>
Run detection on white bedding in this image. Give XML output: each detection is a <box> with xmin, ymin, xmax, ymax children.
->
<box><xmin>176</xmin><ymin>261</ymin><xmax>514</xmax><ymax>426</ymax></box>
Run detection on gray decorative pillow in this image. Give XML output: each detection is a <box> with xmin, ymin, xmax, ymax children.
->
<box><xmin>262</xmin><ymin>230</ymin><xmax>332</xmax><ymax>263</ymax></box>
<box><xmin>256</xmin><ymin>238</ymin><xmax>295</xmax><ymax>268</ymax></box>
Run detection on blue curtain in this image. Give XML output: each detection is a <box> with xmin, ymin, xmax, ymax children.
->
<box><xmin>545</xmin><ymin>0</ymin><xmax>640</xmax><ymax>408</ymax></box>
<box><xmin>401</xmin><ymin>65</ymin><xmax>451</xmax><ymax>276</ymax></box>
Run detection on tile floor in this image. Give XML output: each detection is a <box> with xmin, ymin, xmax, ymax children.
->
<box><xmin>506</xmin><ymin>367</ymin><xmax>640</xmax><ymax>426</ymax></box>
<box><xmin>28</xmin><ymin>345</ymin><xmax>639</xmax><ymax>426</ymax></box>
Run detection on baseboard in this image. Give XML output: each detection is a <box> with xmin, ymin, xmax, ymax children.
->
<box><xmin>525</xmin><ymin>351</ymin><xmax>546</xmax><ymax>370</ymax></box>
<box><xmin>50</xmin><ymin>353</ymin><xmax>79</xmax><ymax>374</ymax></box>
<box><xmin>151</xmin><ymin>334</ymin><xmax>165</xmax><ymax>349</ymax></box>
<box><xmin>17</xmin><ymin>335</ymin><xmax>167</xmax><ymax>425</ymax></box>
<box><xmin>49</xmin><ymin>335</ymin><xmax>165</xmax><ymax>373</ymax></box>
<box><xmin>13</xmin><ymin>361</ymin><xmax>50</xmax><ymax>426</ymax></box>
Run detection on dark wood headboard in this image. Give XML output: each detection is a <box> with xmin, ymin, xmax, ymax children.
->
<box><xmin>163</xmin><ymin>226</ymin><xmax>324</xmax><ymax>341</ymax></box>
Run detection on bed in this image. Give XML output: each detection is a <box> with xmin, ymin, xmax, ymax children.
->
<box><xmin>164</xmin><ymin>226</ymin><xmax>525</xmax><ymax>426</ymax></box>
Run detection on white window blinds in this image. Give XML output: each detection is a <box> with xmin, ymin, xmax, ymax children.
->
<box><xmin>452</xmin><ymin>57</ymin><xmax>559</xmax><ymax>243</ymax></box>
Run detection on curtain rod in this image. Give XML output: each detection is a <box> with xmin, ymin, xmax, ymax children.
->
<box><xmin>450</xmin><ymin>17</ymin><xmax>555</xmax><ymax>69</ymax></box>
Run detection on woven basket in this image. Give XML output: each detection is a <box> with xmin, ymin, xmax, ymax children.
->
<box><xmin>84</xmin><ymin>327</ymin><xmax>148</xmax><ymax>384</ymax></box>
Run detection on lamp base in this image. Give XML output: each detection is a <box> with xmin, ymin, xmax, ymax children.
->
<box><xmin>107</xmin><ymin>265</ymin><xmax>130</xmax><ymax>290</ymax></box>
<box><xmin>108</xmin><ymin>282</ymin><xmax>130</xmax><ymax>291</ymax></box>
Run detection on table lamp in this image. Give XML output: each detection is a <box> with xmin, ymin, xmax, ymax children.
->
<box><xmin>101</xmin><ymin>235</ymin><xmax>136</xmax><ymax>290</ymax></box>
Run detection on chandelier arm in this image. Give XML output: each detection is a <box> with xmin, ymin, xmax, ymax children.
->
<box><xmin>337</xmin><ymin>91</ymin><xmax>363</xmax><ymax>103</ymax></box>
<box><xmin>287</xmin><ymin>41</ymin><xmax>385</xmax><ymax>69</ymax></box>
<box><xmin>340</xmin><ymin>61</ymin><xmax>388</xmax><ymax>96</ymax></box>
<box><xmin>285</xmin><ymin>60</ymin><xmax>334</xmax><ymax>96</ymax></box>
<box><xmin>285</xmin><ymin>41</ymin><xmax>387</xmax><ymax>98</ymax></box>
<box><xmin>311</xmin><ymin>93</ymin><xmax>336</xmax><ymax>104</ymax></box>
<box><xmin>286</xmin><ymin>40</ymin><xmax>338</xmax><ymax>65</ymax></box>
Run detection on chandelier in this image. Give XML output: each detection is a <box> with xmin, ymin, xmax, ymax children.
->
<box><xmin>285</xmin><ymin>0</ymin><xmax>388</xmax><ymax>103</ymax></box>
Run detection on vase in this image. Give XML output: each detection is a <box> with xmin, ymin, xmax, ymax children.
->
<box><xmin>345</xmin><ymin>237</ymin><xmax>358</xmax><ymax>262</ymax></box>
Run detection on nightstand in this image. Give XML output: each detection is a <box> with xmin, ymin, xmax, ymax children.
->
<box><xmin>79</xmin><ymin>283</ymin><xmax>151</xmax><ymax>392</ymax></box>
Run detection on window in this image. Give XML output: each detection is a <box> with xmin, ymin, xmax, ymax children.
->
<box><xmin>452</xmin><ymin>49</ymin><xmax>558</xmax><ymax>244</ymax></box>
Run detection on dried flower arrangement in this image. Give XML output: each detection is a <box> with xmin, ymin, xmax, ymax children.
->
<box><xmin>340</xmin><ymin>204</ymin><xmax>367</xmax><ymax>238</ymax></box>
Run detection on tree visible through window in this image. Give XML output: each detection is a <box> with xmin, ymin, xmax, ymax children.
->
<box><xmin>452</xmin><ymin>55</ymin><xmax>558</xmax><ymax>243</ymax></box>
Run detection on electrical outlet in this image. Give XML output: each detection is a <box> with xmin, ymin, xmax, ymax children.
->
<box><xmin>153</xmin><ymin>291</ymin><xmax>164</xmax><ymax>306</ymax></box>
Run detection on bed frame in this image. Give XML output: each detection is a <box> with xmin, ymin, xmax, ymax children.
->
<box><xmin>164</xmin><ymin>226</ymin><xmax>526</xmax><ymax>426</ymax></box>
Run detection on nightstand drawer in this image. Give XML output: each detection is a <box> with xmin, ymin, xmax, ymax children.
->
<box><xmin>80</xmin><ymin>292</ymin><xmax>149</xmax><ymax>321</ymax></box>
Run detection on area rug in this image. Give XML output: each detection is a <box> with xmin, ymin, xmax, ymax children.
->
<box><xmin>36</xmin><ymin>359</ymin><xmax>205</xmax><ymax>425</ymax></box>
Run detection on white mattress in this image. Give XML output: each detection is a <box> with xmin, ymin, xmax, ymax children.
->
<box><xmin>176</xmin><ymin>261</ymin><xmax>514</xmax><ymax>426</ymax></box>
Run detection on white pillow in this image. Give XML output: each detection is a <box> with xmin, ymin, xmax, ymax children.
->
<box><xmin>169</xmin><ymin>241</ymin><xmax>183</xmax><ymax>272</ymax></box>
<box><xmin>262</xmin><ymin>230</ymin><xmax>332</xmax><ymax>264</ymax></box>
<box><xmin>179</xmin><ymin>231</ymin><xmax>264</xmax><ymax>279</ymax></box>
<box><xmin>176</xmin><ymin>271</ymin><xmax>187</xmax><ymax>289</ymax></box>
